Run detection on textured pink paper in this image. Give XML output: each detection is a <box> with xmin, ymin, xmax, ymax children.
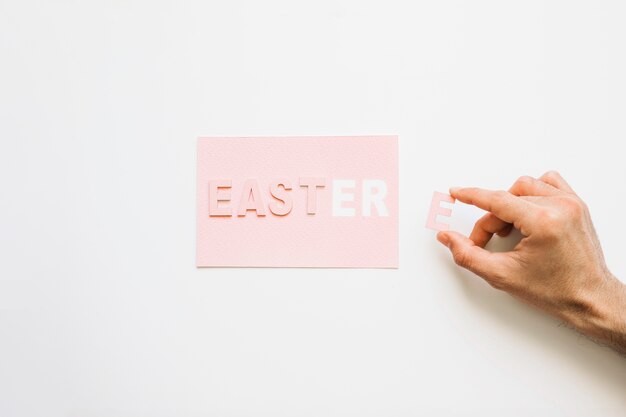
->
<box><xmin>196</xmin><ymin>136</ymin><xmax>398</xmax><ymax>268</ymax></box>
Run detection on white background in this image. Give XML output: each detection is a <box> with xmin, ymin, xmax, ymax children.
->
<box><xmin>1</xmin><ymin>1</ymin><xmax>626</xmax><ymax>416</ymax></box>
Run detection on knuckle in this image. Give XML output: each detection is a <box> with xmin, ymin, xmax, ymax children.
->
<box><xmin>558</xmin><ymin>196</ymin><xmax>587</xmax><ymax>218</ymax></box>
<box><xmin>493</xmin><ymin>190</ymin><xmax>509</xmax><ymax>202</ymax></box>
<box><xmin>476</xmin><ymin>213</ymin><xmax>491</xmax><ymax>227</ymax></box>
<box><xmin>492</xmin><ymin>190</ymin><xmax>511</xmax><ymax>209</ymax></box>
<box><xmin>535</xmin><ymin>208</ymin><xmax>564</xmax><ymax>234</ymax></box>
<box><xmin>543</xmin><ymin>170</ymin><xmax>561</xmax><ymax>180</ymax></box>
<box><xmin>512</xmin><ymin>176</ymin><xmax>533</xmax><ymax>193</ymax></box>
<box><xmin>452</xmin><ymin>248</ymin><xmax>471</xmax><ymax>269</ymax></box>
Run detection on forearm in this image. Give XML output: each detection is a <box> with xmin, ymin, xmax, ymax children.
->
<box><xmin>566</xmin><ymin>274</ymin><xmax>626</xmax><ymax>355</ymax></box>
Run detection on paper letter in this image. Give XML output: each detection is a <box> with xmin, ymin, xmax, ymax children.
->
<box><xmin>238</xmin><ymin>179</ymin><xmax>267</xmax><ymax>217</ymax></box>
<box><xmin>425</xmin><ymin>191</ymin><xmax>455</xmax><ymax>231</ymax></box>
<box><xmin>332</xmin><ymin>180</ymin><xmax>356</xmax><ymax>217</ymax></box>
<box><xmin>299</xmin><ymin>177</ymin><xmax>326</xmax><ymax>214</ymax></box>
<box><xmin>269</xmin><ymin>179</ymin><xmax>293</xmax><ymax>216</ymax></box>
<box><xmin>209</xmin><ymin>179</ymin><xmax>232</xmax><ymax>217</ymax></box>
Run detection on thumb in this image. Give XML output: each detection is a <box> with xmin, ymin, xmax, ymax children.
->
<box><xmin>437</xmin><ymin>231</ymin><xmax>509</xmax><ymax>288</ymax></box>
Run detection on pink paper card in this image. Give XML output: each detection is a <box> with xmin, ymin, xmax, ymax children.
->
<box><xmin>196</xmin><ymin>136</ymin><xmax>398</xmax><ymax>268</ymax></box>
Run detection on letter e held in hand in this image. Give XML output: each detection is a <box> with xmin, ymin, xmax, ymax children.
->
<box><xmin>426</xmin><ymin>191</ymin><xmax>455</xmax><ymax>231</ymax></box>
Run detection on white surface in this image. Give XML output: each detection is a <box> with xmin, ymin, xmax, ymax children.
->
<box><xmin>1</xmin><ymin>1</ymin><xmax>626</xmax><ymax>416</ymax></box>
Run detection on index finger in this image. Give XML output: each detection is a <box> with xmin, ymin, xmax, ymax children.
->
<box><xmin>450</xmin><ymin>187</ymin><xmax>537</xmax><ymax>233</ymax></box>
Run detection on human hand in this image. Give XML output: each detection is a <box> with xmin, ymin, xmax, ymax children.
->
<box><xmin>437</xmin><ymin>171</ymin><xmax>626</xmax><ymax>354</ymax></box>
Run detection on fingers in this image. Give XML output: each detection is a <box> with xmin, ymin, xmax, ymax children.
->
<box><xmin>539</xmin><ymin>170</ymin><xmax>576</xmax><ymax>194</ymax></box>
<box><xmin>437</xmin><ymin>231</ymin><xmax>511</xmax><ymax>289</ymax></box>
<box><xmin>509</xmin><ymin>175</ymin><xmax>560</xmax><ymax>197</ymax></box>
<box><xmin>450</xmin><ymin>187</ymin><xmax>535</xmax><ymax>231</ymax></box>
<box><xmin>469</xmin><ymin>213</ymin><xmax>513</xmax><ymax>248</ymax></box>
<box><xmin>467</xmin><ymin>175</ymin><xmax>557</xmax><ymax>247</ymax></box>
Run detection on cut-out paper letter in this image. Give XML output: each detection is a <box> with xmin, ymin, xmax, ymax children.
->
<box><xmin>269</xmin><ymin>179</ymin><xmax>293</xmax><ymax>216</ymax></box>
<box><xmin>299</xmin><ymin>177</ymin><xmax>325</xmax><ymax>215</ymax></box>
<box><xmin>237</xmin><ymin>179</ymin><xmax>267</xmax><ymax>217</ymax></box>
<box><xmin>209</xmin><ymin>179</ymin><xmax>232</xmax><ymax>217</ymax></box>
<box><xmin>425</xmin><ymin>191</ymin><xmax>455</xmax><ymax>231</ymax></box>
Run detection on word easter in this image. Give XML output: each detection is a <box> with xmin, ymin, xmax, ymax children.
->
<box><xmin>209</xmin><ymin>178</ymin><xmax>389</xmax><ymax>217</ymax></box>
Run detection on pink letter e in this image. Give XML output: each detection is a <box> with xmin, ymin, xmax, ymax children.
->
<box><xmin>425</xmin><ymin>191</ymin><xmax>455</xmax><ymax>231</ymax></box>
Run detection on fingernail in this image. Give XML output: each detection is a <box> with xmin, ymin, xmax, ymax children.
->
<box><xmin>449</xmin><ymin>186</ymin><xmax>461</xmax><ymax>195</ymax></box>
<box><xmin>436</xmin><ymin>231</ymin><xmax>450</xmax><ymax>246</ymax></box>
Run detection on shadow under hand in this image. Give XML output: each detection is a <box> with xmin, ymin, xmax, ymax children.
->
<box><xmin>442</xmin><ymin>228</ymin><xmax>626</xmax><ymax>405</ymax></box>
